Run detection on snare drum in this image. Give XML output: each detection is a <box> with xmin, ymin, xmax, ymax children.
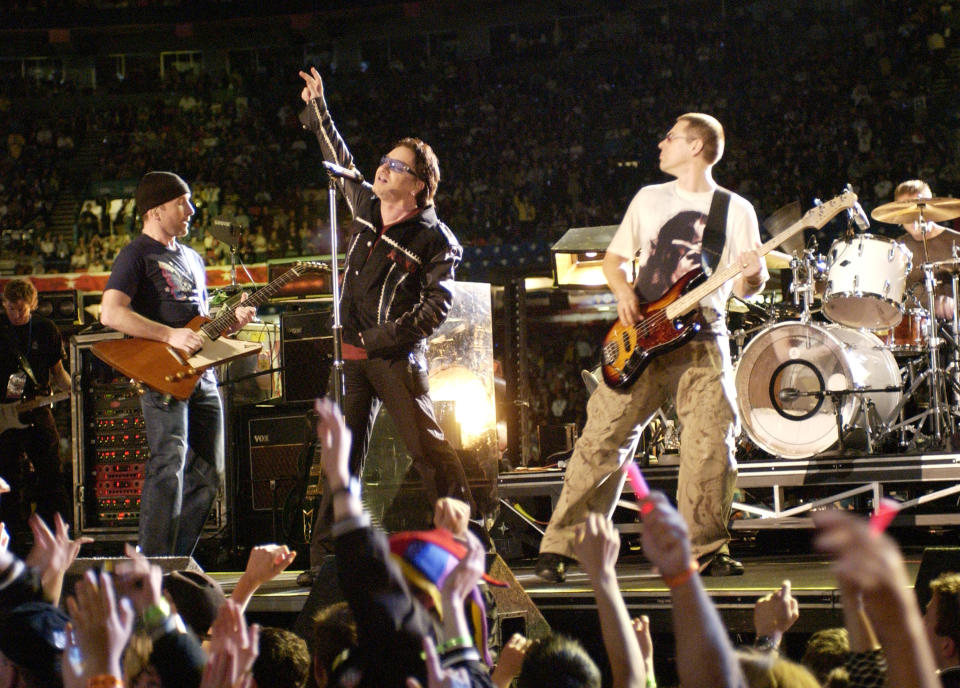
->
<box><xmin>822</xmin><ymin>234</ymin><xmax>912</xmax><ymax>330</ymax></box>
<box><xmin>878</xmin><ymin>308</ymin><xmax>929</xmax><ymax>354</ymax></box>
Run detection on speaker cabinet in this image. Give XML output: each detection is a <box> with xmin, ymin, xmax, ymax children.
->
<box><xmin>37</xmin><ymin>290</ymin><xmax>77</xmax><ymax>327</ymax></box>
<box><xmin>247</xmin><ymin>412</ymin><xmax>312</xmax><ymax>512</ymax></box>
<box><xmin>281</xmin><ymin>309</ymin><xmax>332</xmax><ymax>403</ymax></box>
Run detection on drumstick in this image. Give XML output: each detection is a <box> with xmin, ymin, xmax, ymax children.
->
<box><xmin>869</xmin><ymin>497</ymin><xmax>901</xmax><ymax>534</ymax></box>
<box><xmin>624</xmin><ymin>462</ymin><xmax>654</xmax><ymax>516</ymax></box>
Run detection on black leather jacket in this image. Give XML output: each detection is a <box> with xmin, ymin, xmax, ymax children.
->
<box><xmin>299</xmin><ymin>97</ymin><xmax>462</xmax><ymax>359</ymax></box>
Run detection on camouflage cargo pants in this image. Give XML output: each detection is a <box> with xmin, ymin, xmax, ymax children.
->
<box><xmin>539</xmin><ymin>338</ymin><xmax>738</xmax><ymax>561</ymax></box>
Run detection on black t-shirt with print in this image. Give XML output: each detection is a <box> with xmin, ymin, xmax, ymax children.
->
<box><xmin>105</xmin><ymin>234</ymin><xmax>208</xmax><ymax>328</ymax></box>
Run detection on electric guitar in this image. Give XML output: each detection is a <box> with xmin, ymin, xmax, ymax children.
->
<box><xmin>600</xmin><ymin>191</ymin><xmax>858</xmax><ymax>389</ymax></box>
<box><xmin>92</xmin><ymin>261</ymin><xmax>328</xmax><ymax>400</ymax></box>
<box><xmin>0</xmin><ymin>391</ymin><xmax>71</xmax><ymax>436</ymax></box>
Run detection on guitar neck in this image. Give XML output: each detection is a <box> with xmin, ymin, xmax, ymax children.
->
<box><xmin>665</xmin><ymin>192</ymin><xmax>857</xmax><ymax>319</ymax></box>
<box><xmin>200</xmin><ymin>263</ymin><xmax>322</xmax><ymax>338</ymax></box>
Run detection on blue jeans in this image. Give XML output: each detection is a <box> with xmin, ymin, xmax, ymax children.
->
<box><xmin>138</xmin><ymin>373</ymin><xmax>224</xmax><ymax>556</ymax></box>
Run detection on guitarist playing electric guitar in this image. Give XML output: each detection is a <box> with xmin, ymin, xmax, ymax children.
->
<box><xmin>0</xmin><ymin>278</ymin><xmax>73</xmax><ymax>549</ymax></box>
<box><xmin>536</xmin><ymin>114</ymin><xmax>767</xmax><ymax>583</ymax></box>
<box><xmin>100</xmin><ymin>171</ymin><xmax>257</xmax><ymax>557</ymax></box>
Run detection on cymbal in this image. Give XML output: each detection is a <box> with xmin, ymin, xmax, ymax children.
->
<box><xmin>765</xmin><ymin>250</ymin><xmax>793</xmax><ymax>270</ymax></box>
<box><xmin>871</xmin><ymin>197</ymin><xmax>960</xmax><ymax>224</ymax></box>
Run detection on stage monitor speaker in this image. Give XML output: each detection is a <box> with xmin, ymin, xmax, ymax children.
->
<box><xmin>538</xmin><ymin>423</ymin><xmax>577</xmax><ymax>461</ymax></box>
<box><xmin>65</xmin><ymin>555</ymin><xmax>201</xmax><ymax>596</ymax></box>
<box><xmin>37</xmin><ymin>290</ymin><xmax>78</xmax><ymax>327</ymax></box>
<box><xmin>915</xmin><ymin>546</ymin><xmax>960</xmax><ymax>611</ymax></box>
<box><xmin>281</xmin><ymin>310</ymin><xmax>333</xmax><ymax>403</ymax></box>
<box><xmin>248</xmin><ymin>412</ymin><xmax>313</xmax><ymax>512</ymax></box>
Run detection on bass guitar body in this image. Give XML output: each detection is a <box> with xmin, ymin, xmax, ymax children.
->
<box><xmin>599</xmin><ymin>269</ymin><xmax>705</xmax><ymax>389</ymax></box>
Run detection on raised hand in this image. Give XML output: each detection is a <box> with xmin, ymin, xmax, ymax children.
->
<box><xmin>64</xmin><ymin>570</ymin><xmax>135</xmax><ymax>680</ymax></box>
<box><xmin>25</xmin><ymin>512</ymin><xmax>93</xmax><ymax>605</ymax></box>
<box><xmin>572</xmin><ymin>512</ymin><xmax>620</xmax><ymax>579</ymax></box>
<box><xmin>298</xmin><ymin>67</ymin><xmax>325</xmax><ymax>104</ymax></box>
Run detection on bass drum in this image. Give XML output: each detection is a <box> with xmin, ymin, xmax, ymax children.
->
<box><xmin>735</xmin><ymin>322</ymin><xmax>901</xmax><ymax>459</ymax></box>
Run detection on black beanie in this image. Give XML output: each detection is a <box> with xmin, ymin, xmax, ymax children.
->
<box><xmin>135</xmin><ymin>171</ymin><xmax>190</xmax><ymax>215</ymax></box>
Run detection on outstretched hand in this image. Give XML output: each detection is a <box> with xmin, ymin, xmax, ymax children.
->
<box><xmin>25</xmin><ymin>512</ymin><xmax>93</xmax><ymax>605</ymax></box>
<box><xmin>572</xmin><ymin>512</ymin><xmax>620</xmax><ymax>579</ymax></box>
<box><xmin>754</xmin><ymin>580</ymin><xmax>799</xmax><ymax>638</ymax></box>
<box><xmin>315</xmin><ymin>397</ymin><xmax>352</xmax><ymax>490</ymax></box>
<box><xmin>639</xmin><ymin>491</ymin><xmax>693</xmax><ymax>578</ymax></box>
<box><xmin>299</xmin><ymin>67</ymin><xmax>324</xmax><ymax>104</ymax></box>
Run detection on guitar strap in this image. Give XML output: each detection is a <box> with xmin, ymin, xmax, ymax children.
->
<box><xmin>700</xmin><ymin>187</ymin><xmax>731</xmax><ymax>277</ymax></box>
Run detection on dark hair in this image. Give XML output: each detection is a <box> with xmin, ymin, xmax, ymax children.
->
<box><xmin>311</xmin><ymin>602</ymin><xmax>358</xmax><ymax>685</ymax></box>
<box><xmin>2</xmin><ymin>278</ymin><xmax>37</xmax><ymax>307</ymax></box>
<box><xmin>395</xmin><ymin>137</ymin><xmax>440</xmax><ymax>207</ymax></box>
<box><xmin>517</xmin><ymin>633</ymin><xmax>600</xmax><ymax>688</ymax></box>
<box><xmin>252</xmin><ymin>627</ymin><xmax>311</xmax><ymax>688</ymax></box>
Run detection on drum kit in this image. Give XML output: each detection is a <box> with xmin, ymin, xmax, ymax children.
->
<box><xmin>733</xmin><ymin>196</ymin><xmax>960</xmax><ymax>459</ymax></box>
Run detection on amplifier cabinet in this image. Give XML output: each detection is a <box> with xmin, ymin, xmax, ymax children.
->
<box><xmin>246</xmin><ymin>412</ymin><xmax>312</xmax><ymax>512</ymax></box>
<box><xmin>280</xmin><ymin>309</ymin><xmax>332</xmax><ymax>403</ymax></box>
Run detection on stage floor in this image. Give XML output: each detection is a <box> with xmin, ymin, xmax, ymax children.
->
<box><xmin>214</xmin><ymin>553</ymin><xmax>924</xmax><ymax>635</ymax></box>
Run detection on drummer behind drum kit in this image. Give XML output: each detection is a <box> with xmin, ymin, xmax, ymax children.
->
<box><xmin>735</xmin><ymin>196</ymin><xmax>960</xmax><ymax>459</ymax></box>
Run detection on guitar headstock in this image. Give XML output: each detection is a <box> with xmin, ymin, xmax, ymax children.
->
<box><xmin>293</xmin><ymin>260</ymin><xmax>331</xmax><ymax>274</ymax></box>
<box><xmin>803</xmin><ymin>190</ymin><xmax>858</xmax><ymax>230</ymax></box>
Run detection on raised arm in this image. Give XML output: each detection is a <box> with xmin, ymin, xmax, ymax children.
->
<box><xmin>573</xmin><ymin>512</ymin><xmax>646</xmax><ymax>688</ymax></box>
<box><xmin>641</xmin><ymin>491</ymin><xmax>746</xmax><ymax>688</ymax></box>
<box><xmin>814</xmin><ymin>509</ymin><xmax>939</xmax><ymax>688</ymax></box>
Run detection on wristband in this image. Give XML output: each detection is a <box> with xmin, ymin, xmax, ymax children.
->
<box><xmin>436</xmin><ymin>635</ymin><xmax>474</xmax><ymax>653</ymax></box>
<box><xmin>141</xmin><ymin>598</ymin><xmax>171</xmax><ymax>627</ymax></box>
<box><xmin>661</xmin><ymin>559</ymin><xmax>698</xmax><ymax>588</ymax></box>
<box><xmin>754</xmin><ymin>634</ymin><xmax>780</xmax><ymax>652</ymax></box>
<box><xmin>87</xmin><ymin>676</ymin><xmax>123</xmax><ymax>688</ymax></box>
<box><xmin>330</xmin><ymin>476</ymin><xmax>361</xmax><ymax>499</ymax></box>
<box><xmin>645</xmin><ymin>675</ymin><xmax>657</xmax><ymax>688</ymax></box>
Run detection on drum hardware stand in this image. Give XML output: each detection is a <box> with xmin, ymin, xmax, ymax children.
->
<box><xmin>789</xmin><ymin>248</ymin><xmax>823</xmax><ymax>325</ymax></box>
<box><xmin>781</xmin><ymin>386</ymin><xmax>895</xmax><ymax>454</ymax></box>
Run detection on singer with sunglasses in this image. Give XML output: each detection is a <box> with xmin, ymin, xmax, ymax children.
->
<box><xmin>296</xmin><ymin>67</ymin><xmax>476</xmax><ymax>585</ymax></box>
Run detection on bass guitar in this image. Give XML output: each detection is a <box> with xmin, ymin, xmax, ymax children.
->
<box><xmin>92</xmin><ymin>261</ymin><xmax>328</xmax><ymax>400</ymax></box>
<box><xmin>600</xmin><ymin>192</ymin><xmax>857</xmax><ymax>389</ymax></box>
<box><xmin>0</xmin><ymin>391</ymin><xmax>71</xmax><ymax>437</ymax></box>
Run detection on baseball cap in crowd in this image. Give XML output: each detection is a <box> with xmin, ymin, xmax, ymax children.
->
<box><xmin>0</xmin><ymin>601</ymin><xmax>69</xmax><ymax>688</ymax></box>
<box><xmin>163</xmin><ymin>569</ymin><xmax>226</xmax><ymax>636</ymax></box>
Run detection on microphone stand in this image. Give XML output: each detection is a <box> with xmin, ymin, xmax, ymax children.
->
<box><xmin>325</xmin><ymin>172</ymin><xmax>345</xmax><ymax>406</ymax></box>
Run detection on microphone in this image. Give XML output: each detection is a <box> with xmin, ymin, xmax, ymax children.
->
<box><xmin>323</xmin><ymin>161</ymin><xmax>364</xmax><ymax>183</ymax></box>
<box><xmin>778</xmin><ymin>387</ymin><xmax>802</xmax><ymax>402</ymax></box>
<box><xmin>848</xmin><ymin>202</ymin><xmax>870</xmax><ymax>231</ymax></box>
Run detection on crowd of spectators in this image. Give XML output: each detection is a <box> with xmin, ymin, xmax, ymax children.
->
<box><xmin>3</xmin><ymin>399</ymin><xmax>960</xmax><ymax>688</ymax></box>
<box><xmin>2</xmin><ymin>1</ymin><xmax>959</xmax><ymax>269</ymax></box>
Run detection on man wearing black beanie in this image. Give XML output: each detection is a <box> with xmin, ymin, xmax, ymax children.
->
<box><xmin>99</xmin><ymin>171</ymin><xmax>256</xmax><ymax>556</ymax></box>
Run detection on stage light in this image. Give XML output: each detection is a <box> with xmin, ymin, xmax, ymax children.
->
<box><xmin>552</xmin><ymin>225</ymin><xmax>636</xmax><ymax>287</ymax></box>
<box><xmin>429</xmin><ymin>365</ymin><xmax>496</xmax><ymax>450</ymax></box>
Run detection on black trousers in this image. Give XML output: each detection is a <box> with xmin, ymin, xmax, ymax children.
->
<box><xmin>0</xmin><ymin>407</ymin><xmax>68</xmax><ymax>551</ymax></box>
<box><xmin>309</xmin><ymin>355</ymin><xmax>474</xmax><ymax>566</ymax></box>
